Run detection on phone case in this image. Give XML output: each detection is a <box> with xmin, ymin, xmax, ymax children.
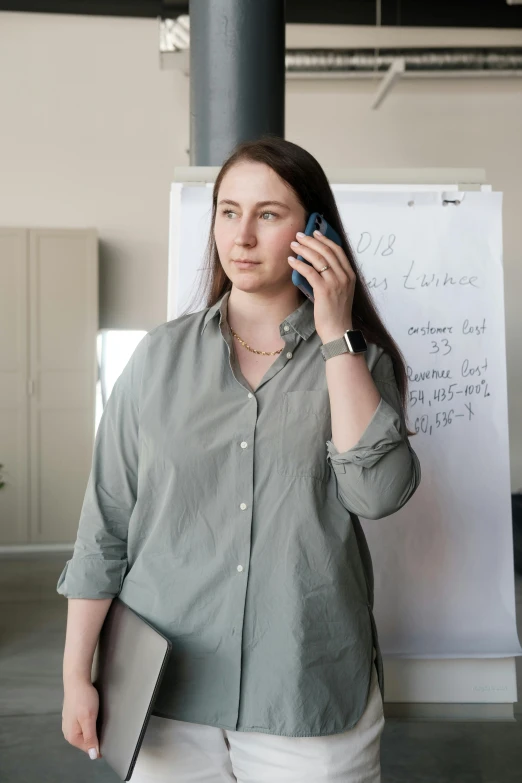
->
<box><xmin>291</xmin><ymin>212</ymin><xmax>343</xmax><ymax>302</ymax></box>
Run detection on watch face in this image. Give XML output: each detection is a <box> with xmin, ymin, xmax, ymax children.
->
<box><xmin>347</xmin><ymin>331</ymin><xmax>367</xmax><ymax>353</ymax></box>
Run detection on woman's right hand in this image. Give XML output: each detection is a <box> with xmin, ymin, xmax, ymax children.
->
<box><xmin>62</xmin><ymin>679</ymin><xmax>103</xmax><ymax>759</ymax></box>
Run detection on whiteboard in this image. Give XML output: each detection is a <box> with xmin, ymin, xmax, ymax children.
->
<box><xmin>168</xmin><ymin>177</ymin><xmax>522</xmax><ymax>710</ymax></box>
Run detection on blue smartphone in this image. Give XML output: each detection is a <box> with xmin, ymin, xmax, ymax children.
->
<box><xmin>291</xmin><ymin>212</ymin><xmax>343</xmax><ymax>302</ymax></box>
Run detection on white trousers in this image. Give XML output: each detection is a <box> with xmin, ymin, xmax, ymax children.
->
<box><xmin>132</xmin><ymin>651</ymin><xmax>385</xmax><ymax>783</ymax></box>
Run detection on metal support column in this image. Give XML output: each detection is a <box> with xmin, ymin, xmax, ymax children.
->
<box><xmin>189</xmin><ymin>0</ymin><xmax>285</xmax><ymax>166</ymax></box>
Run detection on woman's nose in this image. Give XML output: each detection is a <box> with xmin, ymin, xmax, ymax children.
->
<box><xmin>234</xmin><ymin>232</ymin><xmax>255</xmax><ymax>246</ymax></box>
<box><xmin>233</xmin><ymin>218</ymin><xmax>257</xmax><ymax>245</ymax></box>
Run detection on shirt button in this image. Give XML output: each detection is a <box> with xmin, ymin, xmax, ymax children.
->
<box><xmin>283</xmin><ymin>324</ymin><xmax>290</xmax><ymax>332</ymax></box>
<box><xmin>240</xmin><ymin>441</ymin><xmax>248</xmax><ymax>448</ymax></box>
<box><xmin>237</xmin><ymin>565</ymin><xmax>244</xmax><ymax>572</ymax></box>
<box><xmin>240</xmin><ymin>502</ymin><xmax>247</xmax><ymax>510</ymax></box>
<box><xmin>286</xmin><ymin>352</ymin><xmax>292</xmax><ymax>359</ymax></box>
<box><xmin>247</xmin><ymin>392</ymin><xmax>253</xmax><ymax>398</ymax></box>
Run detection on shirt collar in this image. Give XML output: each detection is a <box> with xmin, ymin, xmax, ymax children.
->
<box><xmin>200</xmin><ymin>288</ymin><xmax>316</xmax><ymax>340</ymax></box>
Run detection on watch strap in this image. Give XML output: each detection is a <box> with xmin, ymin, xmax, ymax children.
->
<box><xmin>320</xmin><ymin>331</ymin><xmax>367</xmax><ymax>361</ymax></box>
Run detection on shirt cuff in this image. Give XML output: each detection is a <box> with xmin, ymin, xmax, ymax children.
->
<box><xmin>326</xmin><ymin>395</ymin><xmax>404</xmax><ymax>471</ymax></box>
<box><xmin>56</xmin><ymin>555</ymin><xmax>128</xmax><ymax>599</ymax></box>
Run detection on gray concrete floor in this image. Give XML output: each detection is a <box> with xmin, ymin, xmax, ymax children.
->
<box><xmin>1</xmin><ymin>552</ymin><xmax>521</xmax><ymax>783</ymax></box>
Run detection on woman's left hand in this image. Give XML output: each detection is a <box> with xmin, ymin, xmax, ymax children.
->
<box><xmin>288</xmin><ymin>230</ymin><xmax>356</xmax><ymax>344</ymax></box>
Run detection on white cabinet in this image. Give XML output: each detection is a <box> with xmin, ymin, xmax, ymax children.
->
<box><xmin>0</xmin><ymin>228</ymin><xmax>98</xmax><ymax>546</ymax></box>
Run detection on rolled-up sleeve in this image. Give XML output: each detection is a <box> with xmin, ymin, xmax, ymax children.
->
<box><xmin>56</xmin><ymin>333</ymin><xmax>149</xmax><ymax>599</ymax></box>
<box><xmin>326</xmin><ymin>350</ymin><xmax>421</xmax><ymax>520</ymax></box>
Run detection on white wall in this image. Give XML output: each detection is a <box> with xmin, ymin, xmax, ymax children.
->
<box><xmin>0</xmin><ymin>11</ymin><xmax>187</xmax><ymax>331</ymax></box>
<box><xmin>1</xmin><ymin>12</ymin><xmax>521</xmax><ymax>488</ymax></box>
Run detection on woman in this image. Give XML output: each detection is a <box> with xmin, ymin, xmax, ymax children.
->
<box><xmin>58</xmin><ymin>136</ymin><xmax>421</xmax><ymax>782</ymax></box>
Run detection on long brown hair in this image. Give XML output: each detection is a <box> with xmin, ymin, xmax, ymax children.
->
<box><xmin>180</xmin><ymin>134</ymin><xmax>415</xmax><ymax>437</ymax></box>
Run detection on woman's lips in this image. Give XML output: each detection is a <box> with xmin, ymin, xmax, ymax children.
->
<box><xmin>233</xmin><ymin>260</ymin><xmax>259</xmax><ymax>268</ymax></box>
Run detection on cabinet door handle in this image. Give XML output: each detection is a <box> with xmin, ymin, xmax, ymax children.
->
<box><xmin>27</xmin><ymin>379</ymin><xmax>35</xmax><ymax>395</ymax></box>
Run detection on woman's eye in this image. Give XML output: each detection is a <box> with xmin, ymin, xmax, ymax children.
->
<box><xmin>220</xmin><ymin>209</ymin><xmax>277</xmax><ymax>220</ymax></box>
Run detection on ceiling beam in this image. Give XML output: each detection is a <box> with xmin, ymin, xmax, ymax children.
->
<box><xmin>1</xmin><ymin>0</ymin><xmax>522</xmax><ymax>28</ymax></box>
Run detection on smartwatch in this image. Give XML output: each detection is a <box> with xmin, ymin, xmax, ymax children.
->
<box><xmin>320</xmin><ymin>329</ymin><xmax>368</xmax><ymax>361</ymax></box>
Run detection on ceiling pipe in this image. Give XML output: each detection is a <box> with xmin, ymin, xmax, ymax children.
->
<box><xmin>160</xmin><ymin>18</ymin><xmax>522</xmax><ymax>108</ymax></box>
<box><xmin>160</xmin><ymin>17</ymin><xmax>522</xmax><ymax>79</ymax></box>
<box><xmin>284</xmin><ymin>48</ymin><xmax>522</xmax><ymax>74</ymax></box>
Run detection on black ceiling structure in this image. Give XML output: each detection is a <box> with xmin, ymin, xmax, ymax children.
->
<box><xmin>1</xmin><ymin>0</ymin><xmax>522</xmax><ymax>28</ymax></box>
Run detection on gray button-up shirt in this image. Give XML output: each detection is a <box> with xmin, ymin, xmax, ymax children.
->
<box><xmin>57</xmin><ymin>289</ymin><xmax>421</xmax><ymax>737</ymax></box>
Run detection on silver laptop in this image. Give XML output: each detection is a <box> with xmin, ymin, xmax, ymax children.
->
<box><xmin>93</xmin><ymin>597</ymin><xmax>172</xmax><ymax>781</ymax></box>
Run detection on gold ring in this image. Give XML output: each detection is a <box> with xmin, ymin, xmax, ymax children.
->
<box><xmin>319</xmin><ymin>265</ymin><xmax>330</xmax><ymax>274</ymax></box>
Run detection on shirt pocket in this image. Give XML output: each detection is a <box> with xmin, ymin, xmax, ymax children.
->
<box><xmin>277</xmin><ymin>389</ymin><xmax>331</xmax><ymax>482</ymax></box>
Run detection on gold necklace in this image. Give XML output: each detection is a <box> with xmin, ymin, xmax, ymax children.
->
<box><xmin>230</xmin><ymin>328</ymin><xmax>283</xmax><ymax>356</ymax></box>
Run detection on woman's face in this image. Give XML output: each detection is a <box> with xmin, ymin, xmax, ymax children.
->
<box><xmin>214</xmin><ymin>160</ymin><xmax>307</xmax><ymax>296</ymax></box>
